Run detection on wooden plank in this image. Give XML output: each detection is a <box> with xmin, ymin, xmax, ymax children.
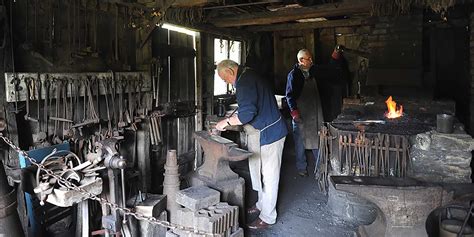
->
<box><xmin>154</xmin><ymin>18</ymin><xmax>252</xmax><ymax>40</ymax></box>
<box><xmin>173</xmin><ymin>23</ymin><xmax>253</xmax><ymax>40</ymax></box>
<box><xmin>273</xmin><ymin>30</ymin><xmax>314</xmax><ymax>93</ymax></box>
<box><xmin>246</xmin><ymin>18</ymin><xmax>372</xmax><ymax>32</ymax></box>
<box><xmin>153</xmin><ymin>43</ymin><xmax>196</xmax><ymax>58</ymax></box>
<box><xmin>194</xmin><ymin>33</ymin><xmax>203</xmax><ymax>169</ymax></box>
<box><xmin>203</xmin><ymin>0</ymin><xmax>282</xmax><ymax>10</ymax></box>
<box><xmin>173</xmin><ymin>0</ymin><xmax>219</xmax><ymax>7</ymax></box>
<box><xmin>211</xmin><ymin>0</ymin><xmax>375</xmax><ymax>27</ymax></box>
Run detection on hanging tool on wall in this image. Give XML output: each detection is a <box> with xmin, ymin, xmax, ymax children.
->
<box><xmin>10</xmin><ymin>75</ymin><xmax>22</xmax><ymax>114</ymax></box>
<box><xmin>152</xmin><ymin>58</ymin><xmax>163</xmax><ymax>108</ymax></box>
<box><xmin>102</xmin><ymin>78</ymin><xmax>113</xmax><ymax>138</ymax></box>
<box><xmin>117</xmin><ymin>76</ymin><xmax>127</xmax><ymax>129</ymax></box>
<box><xmin>115</xmin><ymin>4</ymin><xmax>119</xmax><ymax>61</ymax></box>
<box><xmin>24</xmin><ymin>76</ymin><xmax>38</xmax><ymax>122</ymax></box>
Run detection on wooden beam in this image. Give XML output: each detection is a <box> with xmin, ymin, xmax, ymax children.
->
<box><xmin>203</xmin><ymin>0</ymin><xmax>283</xmax><ymax>10</ymax></box>
<box><xmin>163</xmin><ymin>21</ymin><xmax>253</xmax><ymax>40</ymax></box>
<box><xmin>193</xmin><ymin>24</ymin><xmax>253</xmax><ymax>40</ymax></box>
<box><xmin>102</xmin><ymin>0</ymin><xmax>150</xmax><ymax>11</ymax></box>
<box><xmin>246</xmin><ymin>18</ymin><xmax>373</xmax><ymax>32</ymax></box>
<box><xmin>211</xmin><ymin>0</ymin><xmax>375</xmax><ymax>27</ymax></box>
<box><xmin>172</xmin><ymin>0</ymin><xmax>219</xmax><ymax>8</ymax></box>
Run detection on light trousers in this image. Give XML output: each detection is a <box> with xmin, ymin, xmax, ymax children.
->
<box><xmin>254</xmin><ymin>136</ymin><xmax>286</xmax><ymax>224</ymax></box>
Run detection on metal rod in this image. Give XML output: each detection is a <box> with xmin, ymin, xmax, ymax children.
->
<box><xmin>121</xmin><ymin>168</ymin><xmax>126</xmax><ymax>213</ymax></box>
<box><xmin>25</xmin><ymin>0</ymin><xmax>28</xmax><ymax>42</ymax></box>
<box><xmin>384</xmin><ymin>134</ymin><xmax>390</xmax><ymax>176</ymax></box>
<box><xmin>115</xmin><ymin>4</ymin><xmax>119</xmax><ymax>61</ymax></box>
<box><xmin>73</xmin><ymin>0</ymin><xmax>76</xmax><ymax>51</ymax></box>
<box><xmin>49</xmin><ymin>117</ymin><xmax>74</xmax><ymax>123</ymax></box>
<box><xmin>34</xmin><ymin>0</ymin><xmax>37</xmax><ymax>43</ymax></box>
<box><xmin>339</xmin><ymin>142</ymin><xmax>405</xmax><ymax>152</ymax></box>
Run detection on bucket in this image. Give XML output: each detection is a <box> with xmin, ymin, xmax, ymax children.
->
<box><xmin>440</xmin><ymin>219</ymin><xmax>474</xmax><ymax>237</ymax></box>
<box><xmin>439</xmin><ymin>206</ymin><xmax>474</xmax><ymax>237</ymax></box>
<box><xmin>437</xmin><ymin>114</ymin><xmax>454</xmax><ymax>134</ymax></box>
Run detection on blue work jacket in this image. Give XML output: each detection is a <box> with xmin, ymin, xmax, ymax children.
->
<box><xmin>285</xmin><ymin>63</ymin><xmax>317</xmax><ymax>111</ymax></box>
<box><xmin>235</xmin><ymin>66</ymin><xmax>288</xmax><ymax>145</ymax></box>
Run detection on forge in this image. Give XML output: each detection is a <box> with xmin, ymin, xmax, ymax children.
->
<box><xmin>320</xmin><ymin>96</ymin><xmax>474</xmax><ymax>237</ymax></box>
<box><xmin>324</xmin><ymin>96</ymin><xmax>472</xmax><ymax>182</ymax></box>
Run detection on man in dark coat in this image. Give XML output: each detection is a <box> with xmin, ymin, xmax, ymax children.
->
<box><xmin>215</xmin><ymin>59</ymin><xmax>288</xmax><ymax>229</ymax></box>
<box><xmin>285</xmin><ymin>49</ymin><xmax>324</xmax><ymax>177</ymax></box>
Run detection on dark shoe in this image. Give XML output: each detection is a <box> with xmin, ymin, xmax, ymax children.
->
<box><xmin>298</xmin><ymin>170</ymin><xmax>308</xmax><ymax>177</ymax></box>
<box><xmin>248</xmin><ymin>217</ymin><xmax>270</xmax><ymax>230</ymax></box>
<box><xmin>247</xmin><ymin>206</ymin><xmax>260</xmax><ymax>215</ymax></box>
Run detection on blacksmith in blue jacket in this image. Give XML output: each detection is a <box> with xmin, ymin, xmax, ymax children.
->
<box><xmin>286</xmin><ymin>49</ymin><xmax>324</xmax><ymax>177</ymax></box>
<box><xmin>215</xmin><ymin>59</ymin><xmax>287</xmax><ymax>230</ymax></box>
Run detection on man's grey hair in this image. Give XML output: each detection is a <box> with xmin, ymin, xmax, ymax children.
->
<box><xmin>216</xmin><ymin>59</ymin><xmax>239</xmax><ymax>73</ymax></box>
<box><xmin>297</xmin><ymin>49</ymin><xmax>311</xmax><ymax>61</ymax></box>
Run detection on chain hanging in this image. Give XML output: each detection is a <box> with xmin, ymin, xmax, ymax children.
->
<box><xmin>0</xmin><ymin>134</ymin><xmax>216</xmax><ymax>236</ymax></box>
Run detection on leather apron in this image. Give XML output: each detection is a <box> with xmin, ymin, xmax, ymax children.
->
<box><xmin>243</xmin><ymin>124</ymin><xmax>262</xmax><ymax>192</ymax></box>
<box><xmin>297</xmin><ymin>75</ymin><xmax>324</xmax><ymax>149</ymax></box>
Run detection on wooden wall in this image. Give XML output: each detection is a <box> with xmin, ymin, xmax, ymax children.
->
<box><xmin>470</xmin><ymin>12</ymin><xmax>474</xmax><ymax>135</ymax></box>
<box><xmin>273</xmin><ymin>30</ymin><xmax>315</xmax><ymax>94</ymax></box>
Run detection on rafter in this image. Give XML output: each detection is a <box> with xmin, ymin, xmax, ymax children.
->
<box><xmin>210</xmin><ymin>0</ymin><xmax>376</xmax><ymax>27</ymax></box>
<box><xmin>246</xmin><ymin>18</ymin><xmax>373</xmax><ymax>32</ymax></box>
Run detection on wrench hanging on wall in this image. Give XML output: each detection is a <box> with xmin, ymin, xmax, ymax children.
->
<box><xmin>24</xmin><ymin>76</ymin><xmax>38</xmax><ymax>122</ymax></box>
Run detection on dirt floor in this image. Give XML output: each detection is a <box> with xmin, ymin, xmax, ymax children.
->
<box><xmin>237</xmin><ymin>139</ymin><xmax>360</xmax><ymax>237</ymax></box>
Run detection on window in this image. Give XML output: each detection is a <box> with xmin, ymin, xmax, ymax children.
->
<box><xmin>214</xmin><ymin>39</ymin><xmax>241</xmax><ymax>95</ymax></box>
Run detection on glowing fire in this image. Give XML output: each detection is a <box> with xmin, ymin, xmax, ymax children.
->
<box><xmin>385</xmin><ymin>96</ymin><xmax>403</xmax><ymax>119</ymax></box>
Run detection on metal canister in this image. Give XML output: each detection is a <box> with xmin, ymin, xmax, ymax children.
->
<box><xmin>0</xmin><ymin>159</ymin><xmax>24</xmax><ymax>237</ymax></box>
<box><xmin>437</xmin><ymin>114</ymin><xmax>454</xmax><ymax>134</ymax></box>
<box><xmin>440</xmin><ymin>219</ymin><xmax>474</xmax><ymax>237</ymax></box>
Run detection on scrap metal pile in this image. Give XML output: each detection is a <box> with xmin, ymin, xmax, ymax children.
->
<box><xmin>33</xmin><ymin>148</ymin><xmax>104</xmax><ymax>207</ymax></box>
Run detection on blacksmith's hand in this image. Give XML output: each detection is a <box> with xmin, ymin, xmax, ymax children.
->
<box><xmin>215</xmin><ymin>119</ymin><xmax>228</xmax><ymax>131</ymax></box>
<box><xmin>335</xmin><ymin>44</ymin><xmax>345</xmax><ymax>52</ymax></box>
<box><xmin>290</xmin><ymin>109</ymin><xmax>303</xmax><ymax>123</ymax></box>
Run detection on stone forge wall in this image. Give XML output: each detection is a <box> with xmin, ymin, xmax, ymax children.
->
<box><xmin>332</xmin><ymin>14</ymin><xmax>423</xmax><ymax>96</ymax></box>
<box><xmin>366</xmin><ymin>15</ymin><xmax>423</xmax><ymax>69</ymax></box>
<box><xmin>410</xmin><ymin>131</ymin><xmax>474</xmax><ymax>183</ymax></box>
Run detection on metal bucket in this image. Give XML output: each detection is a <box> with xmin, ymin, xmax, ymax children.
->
<box><xmin>437</xmin><ymin>114</ymin><xmax>454</xmax><ymax>134</ymax></box>
<box><xmin>440</xmin><ymin>219</ymin><xmax>474</xmax><ymax>237</ymax></box>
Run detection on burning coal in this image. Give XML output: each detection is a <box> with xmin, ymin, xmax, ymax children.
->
<box><xmin>385</xmin><ymin>96</ymin><xmax>403</xmax><ymax>119</ymax></box>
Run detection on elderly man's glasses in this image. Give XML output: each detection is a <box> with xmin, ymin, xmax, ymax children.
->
<box><xmin>301</xmin><ymin>57</ymin><xmax>312</xmax><ymax>61</ymax></box>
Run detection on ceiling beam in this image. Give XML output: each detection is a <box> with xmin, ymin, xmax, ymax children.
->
<box><xmin>211</xmin><ymin>0</ymin><xmax>376</xmax><ymax>27</ymax></box>
<box><xmin>203</xmin><ymin>0</ymin><xmax>283</xmax><ymax>10</ymax></box>
<box><xmin>172</xmin><ymin>0</ymin><xmax>220</xmax><ymax>8</ymax></box>
<box><xmin>246</xmin><ymin>18</ymin><xmax>373</xmax><ymax>32</ymax></box>
<box><xmin>193</xmin><ymin>24</ymin><xmax>254</xmax><ymax>40</ymax></box>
